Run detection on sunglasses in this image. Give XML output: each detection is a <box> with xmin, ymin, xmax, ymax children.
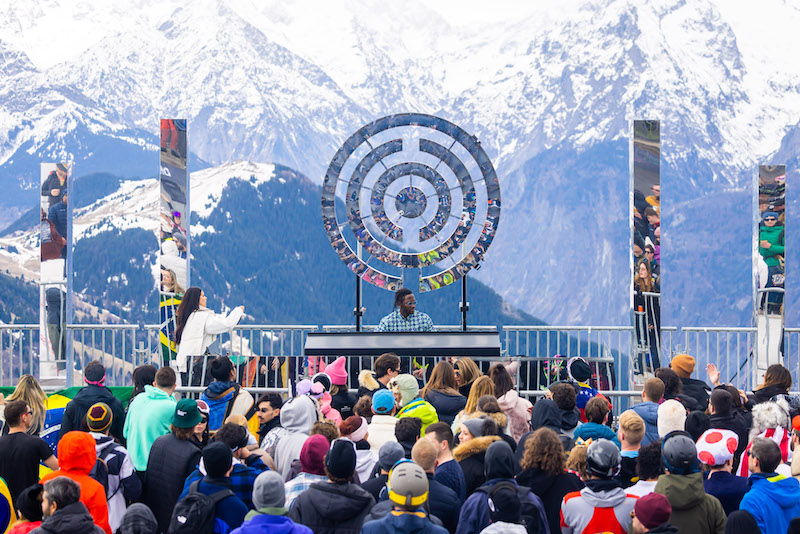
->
<box><xmin>765</xmin><ymin>218</ymin><xmax>777</xmax><ymax>222</ymax></box>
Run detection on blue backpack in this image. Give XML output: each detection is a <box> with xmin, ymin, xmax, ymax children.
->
<box><xmin>201</xmin><ymin>386</ymin><xmax>238</xmax><ymax>432</ymax></box>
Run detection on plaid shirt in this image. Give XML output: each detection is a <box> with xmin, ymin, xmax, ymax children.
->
<box><xmin>285</xmin><ymin>473</ymin><xmax>327</xmax><ymax>509</ymax></box>
<box><xmin>376</xmin><ymin>310</ymin><xmax>433</xmax><ymax>332</ymax></box>
<box><xmin>183</xmin><ymin>456</ymin><xmax>267</xmax><ymax>509</ymax></box>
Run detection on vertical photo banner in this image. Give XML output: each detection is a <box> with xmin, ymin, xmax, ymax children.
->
<box><xmin>158</xmin><ymin>119</ymin><xmax>189</xmax><ymax>367</ymax></box>
<box><xmin>39</xmin><ymin>162</ymin><xmax>72</xmax><ymax>381</ymax></box>
<box><xmin>632</xmin><ymin>120</ymin><xmax>661</xmax><ymax>376</ymax></box>
<box><xmin>755</xmin><ymin>165</ymin><xmax>785</xmax><ymax>384</ymax></box>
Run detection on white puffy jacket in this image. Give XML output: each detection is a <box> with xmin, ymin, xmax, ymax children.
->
<box><xmin>175</xmin><ymin>306</ymin><xmax>244</xmax><ymax>372</ymax></box>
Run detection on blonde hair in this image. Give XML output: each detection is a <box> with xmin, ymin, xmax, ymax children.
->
<box><xmin>618</xmin><ymin>410</ymin><xmax>645</xmax><ymax>445</ymax></box>
<box><xmin>455</xmin><ymin>358</ymin><xmax>482</xmax><ymax>389</ymax></box>
<box><xmin>224</xmin><ymin>414</ymin><xmax>249</xmax><ymax>427</ymax></box>
<box><xmin>566</xmin><ymin>442</ymin><xmax>588</xmax><ymax>479</ymax></box>
<box><xmin>464</xmin><ymin>376</ymin><xmax>494</xmax><ymax>415</ymax></box>
<box><xmin>7</xmin><ymin>375</ymin><xmax>47</xmax><ymax>434</ymax></box>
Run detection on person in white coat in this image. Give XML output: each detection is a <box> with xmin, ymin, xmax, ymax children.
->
<box><xmin>174</xmin><ymin>287</ymin><xmax>244</xmax><ymax>385</ymax></box>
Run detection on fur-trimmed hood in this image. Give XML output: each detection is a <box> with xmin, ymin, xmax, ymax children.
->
<box><xmin>453</xmin><ymin>435</ymin><xmax>501</xmax><ymax>462</ymax></box>
<box><xmin>750</xmin><ymin>399</ymin><xmax>791</xmax><ymax>442</ymax></box>
<box><xmin>358</xmin><ymin>369</ymin><xmax>380</xmax><ymax>392</ymax></box>
<box><xmin>467</xmin><ymin>410</ymin><xmax>508</xmax><ymax>430</ymax></box>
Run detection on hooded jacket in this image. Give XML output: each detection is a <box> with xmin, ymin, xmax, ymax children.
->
<box><xmin>123</xmin><ymin>384</ymin><xmax>176</xmax><ymax>471</ymax></box>
<box><xmin>516</xmin><ymin>468</ymin><xmax>583</xmax><ymax>534</ymax></box>
<box><xmin>455</xmin><ymin>442</ymin><xmax>549</xmax><ymax>534</ymax></box>
<box><xmin>367</xmin><ymin>415</ymin><xmax>398</xmax><ymax>452</ymax></box>
<box><xmin>453</xmin><ymin>436</ymin><xmax>501</xmax><ymax>497</ymax></box>
<box><xmin>90</xmin><ymin>434</ymin><xmax>141</xmax><ymax>532</ymax></box>
<box><xmin>573</xmin><ymin>422</ymin><xmax>621</xmax><ymax>448</ymax></box>
<box><xmin>201</xmin><ymin>380</ymin><xmax>255</xmax><ymax>432</ymax></box>
<box><xmin>362</xmin><ymin>509</ymin><xmax>449</xmax><ymax>534</ymax></box>
<box><xmin>274</xmin><ymin>396</ymin><xmax>319</xmax><ymax>477</ymax></box>
<box><xmin>143</xmin><ymin>432</ymin><xmax>202</xmax><ymax>533</ymax></box>
<box><xmin>40</xmin><ymin>431</ymin><xmax>111</xmax><ymax>534</ymax></box>
<box><xmin>115</xmin><ymin>503</ymin><xmax>157</xmax><ymax>534</ymax></box>
<box><xmin>357</xmin><ymin>370</ymin><xmax>387</xmax><ymax>398</ymax></box>
<box><xmin>560</xmin><ymin>481</ymin><xmax>637</xmax><ymax>534</ymax></box>
<box><xmin>740</xmin><ymin>473</ymin><xmax>800</xmax><ymax>534</ymax></box>
<box><xmin>31</xmin><ymin>502</ymin><xmax>105</xmax><ymax>534</ymax></box>
<box><xmin>708</xmin><ymin>411</ymin><xmax>749</xmax><ymax>470</ymax></box>
<box><xmin>496</xmin><ymin>390</ymin><xmax>532</xmax><ymax>442</ymax></box>
<box><xmin>59</xmin><ymin>384</ymin><xmax>125</xmax><ymax>441</ymax></box>
<box><xmin>654</xmin><ymin>473</ymin><xmax>726</xmax><ymax>534</ymax></box>
<box><xmin>288</xmin><ymin>481</ymin><xmax>375</xmax><ymax>534</ymax></box>
<box><xmin>425</xmin><ymin>390</ymin><xmax>467</xmax><ymax>426</ymax></box>
<box><xmin>631</xmin><ymin>401</ymin><xmax>660</xmax><ymax>445</ymax></box>
<box><xmin>679</xmin><ymin>377</ymin><xmax>711</xmax><ymax>412</ymax></box>
<box><xmin>397</xmin><ymin>398</ymin><xmax>439</xmax><ymax>434</ymax></box>
<box><xmin>232</xmin><ymin>508</ymin><xmax>313</xmax><ymax>534</ymax></box>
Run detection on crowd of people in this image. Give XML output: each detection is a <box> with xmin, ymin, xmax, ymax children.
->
<box><xmin>633</xmin><ymin>182</ymin><xmax>662</xmax><ymax>372</ymax></box>
<box><xmin>4</xmin><ymin>351</ymin><xmax>800</xmax><ymax>534</ymax></box>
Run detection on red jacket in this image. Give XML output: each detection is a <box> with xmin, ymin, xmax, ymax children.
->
<box><xmin>40</xmin><ymin>431</ymin><xmax>111</xmax><ymax>534</ymax></box>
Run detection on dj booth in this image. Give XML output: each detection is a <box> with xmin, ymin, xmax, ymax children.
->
<box><xmin>304</xmin><ymin>330</ymin><xmax>502</xmax><ymax>358</ymax></box>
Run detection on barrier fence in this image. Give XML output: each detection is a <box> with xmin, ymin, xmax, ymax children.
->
<box><xmin>1</xmin><ymin>319</ymin><xmax>790</xmax><ymax>401</ymax></box>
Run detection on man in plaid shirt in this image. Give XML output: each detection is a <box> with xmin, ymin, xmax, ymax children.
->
<box><xmin>181</xmin><ymin>423</ymin><xmax>268</xmax><ymax>509</ymax></box>
<box><xmin>377</xmin><ymin>288</ymin><xmax>433</xmax><ymax>332</ymax></box>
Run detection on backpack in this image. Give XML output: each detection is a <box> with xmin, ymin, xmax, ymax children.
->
<box><xmin>476</xmin><ymin>481</ymin><xmax>546</xmax><ymax>534</ymax></box>
<box><xmin>201</xmin><ymin>386</ymin><xmax>238</xmax><ymax>432</ymax></box>
<box><xmin>89</xmin><ymin>444</ymin><xmax>119</xmax><ymax>497</ymax></box>
<box><xmin>168</xmin><ymin>480</ymin><xmax>234</xmax><ymax>534</ymax></box>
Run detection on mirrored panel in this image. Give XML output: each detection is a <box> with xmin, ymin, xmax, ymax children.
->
<box><xmin>321</xmin><ymin>113</ymin><xmax>500</xmax><ymax>293</ymax></box>
<box><xmin>632</xmin><ymin>120</ymin><xmax>661</xmax><ymax>376</ymax></box>
<box><xmin>159</xmin><ymin>119</ymin><xmax>189</xmax><ymax>366</ymax></box>
<box><xmin>755</xmin><ymin>165</ymin><xmax>786</xmax><ymax>385</ymax></box>
<box><xmin>39</xmin><ymin>162</ymin><xmax>72</xmax><ymax>379</ymax></box>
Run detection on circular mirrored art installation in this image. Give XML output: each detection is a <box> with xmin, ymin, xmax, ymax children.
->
<box><xmin>322</xmin><ymin>113</ymin><xmax>501</xmax><ymax>292</ymax></box>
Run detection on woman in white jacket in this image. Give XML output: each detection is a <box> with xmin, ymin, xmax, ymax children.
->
<box><xmin>174</xmin><ymin>287</ymin><xmax>244</xmax><ymax>385</ymax></box>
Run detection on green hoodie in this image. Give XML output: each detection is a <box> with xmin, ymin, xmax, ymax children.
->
<box><xmin>655</xmin><ymin>472</ymin><xmax>726</xmax><ymax>534</ymax></box>
<box><xmin>123</xmin><ymin>385</ymin><xmax>177</xmax><ymax>470</ymax></box>
<box><xmin>760</xmin><ymin>224</ymin><xmax>785</xmax><ymax>266</ymax></box>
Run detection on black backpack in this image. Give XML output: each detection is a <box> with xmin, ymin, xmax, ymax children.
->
<box><xmin>476</xmin><ymin>481</ymin><xmax>546</xmax><ymax>534</ymax></box>
<box><xmin>168</xmin><ymin>480</ymin><xmax>234</xmax><ymax>534</ymax></box>
<box><xmin>88</xmin><ymin>444</ymin><xmax>119</xmax><ymax>498</ymax></box>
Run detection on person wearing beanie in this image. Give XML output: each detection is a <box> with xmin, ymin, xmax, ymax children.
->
<box><xmin>181</xmin><ymin>423</ymin><xmax>270</xmax><ymax>510</ymax></box>
<box><xmin>39</xmin><ymin>430</ymin><xmax>112</xmax><ymax>534</ymax></box>
<box><xmin>361</xmin><ymin>441</ymin><xmax>406</xmax><ymax>502</ymax></box>
<box><xmin>115</xmin><ymin>504</ymin><xmax>158</xmax><ymax>534</ymax></box>
<box><xmin>457</xmin><ymin>441</ymin><xmax>548</xmax><ymax>534</ymax></box>
<box><xmin>285</xmin><ymin>434</ymin><xmax>331</xmax><ymax>508</ymax></box>
<box><xmin>560</xmin><ymin>439</ymin><xmax>638</xmax><ymax>534</ymax></box>
<box><xmin>124</xmin><ymin>365</ymin><xmax>178</xmax><ymax>472</ymax></box>
<box><xmin>177</xmin><ymin>441</ymin><xmax>248</xmax><ymax>531</ymax></box>
<box><xmin>740</xmin><ymin>437</ymin><xmax>800</xmax><ymax>534</ymax></box>
<box><xmin>362</xmin><ymin>462</ymin><xmax>448</xmax><ymax>534</ymax></box>
<box><xmin>232</xmin><ymin>471</ymin><xmax>313</xmax><ymax>534</ymax></box>
<box><xmin>708</xmin><ymin>387</ymin><xmax>749</xmax><ymax>470</ymax></box>
<box><xmin>670</xmin><ymin>354</ymin><xmax>711</xmax><ymax>411</ymax></box>
<box><xmin>696</xmin><ymin>429</ymin><xmax>748</xmax><ymax>515</ymax></box>
<box><xmin>289</xmin><ymin>440</ymin><xmax>376</xmax><ymax>534</ymax></box>
<box><xmin>274</xmin><ymin>395</ymin><xmax>320</xmax><ymax>477</ymax></box>
<box><xmin>657</xmin><ymin>400</ymin><xmax>687</xmax><ymax>438</ymax></box>
<box><xmin>339</xmin><ymin>416</ymin><xmax>377</xmax><ymax>483</ymax></box>
<box><xmin>59</xmin><ymin>360</ymin><xmax>125</xmax><ymax>441</ymax></box>
<box><xmin>631</xmin><ymin>493</ymin><xmax>677</xmax><ymax>533</ymax></box>
<box><xmin>453</xmin><ymin>415</ymin><xmax>502</xmax><ymax>496</ymax></box>
<box><xmin>86</xmin><ymin>402</ymin><xmax>141</xmax><ymax>532</ymax></box>
<box><xmin>566</xmin><ymin>357</ymin><xmax>598</xmax><ymax>422</ymax></box>
<box><xmin>325</xmin><ymin>357</ymin><xmax>359</xmax><ymax>420</ymax></box>
<box><xmin>7</xmin><ymin>484</ymin><xmax>43</xmax><ymax>534</ymax></box>
<box><xmin>654</xmin><ymin>431</ymin><xmax>726</xmax><ymax>534</ymax></box>
<box><xmin>390</xmin><ymin>374</ymin><xmax>439</xmax><ymax>434</ymax></box>
<box><xmin>476</xmin><ymin>483</ymin><xmax>527</xmax><ymax>534</ymax></box>
<box><xmin>368</xmin><ymin>389</ymin><xmax>399</xmax><ymax>451</ymax></box>
<box><xmin>144</xmin><ymin>398</ymin><xmax>203</xmax><ymax>532</ymax></box>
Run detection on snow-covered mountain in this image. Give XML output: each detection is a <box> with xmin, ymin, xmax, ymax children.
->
<box><xmin>2</xmin><ymin>0</ymin><xmax>800</xmax><ymax>330</ymax></box>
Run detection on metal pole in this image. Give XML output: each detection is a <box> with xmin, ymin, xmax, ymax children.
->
<box><xmin>460</xmin><ymin>275</ymin><xmax>469</xmax><ymax>332</ymax></box>
<box><xmin>354</xmin><ymin>273</ymin><xmax>363</xmax><ymax>332</ymax></box>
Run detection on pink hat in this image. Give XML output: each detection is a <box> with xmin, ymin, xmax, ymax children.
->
<box><xmin>326</xmin><ymin>357</ymin><xmax>348</xmax><ymax>386</ymax></box>
<box><xmin>696</xmin><ymin>429</ymin><xmax>738</xmax><ymax>466</ymax></box>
